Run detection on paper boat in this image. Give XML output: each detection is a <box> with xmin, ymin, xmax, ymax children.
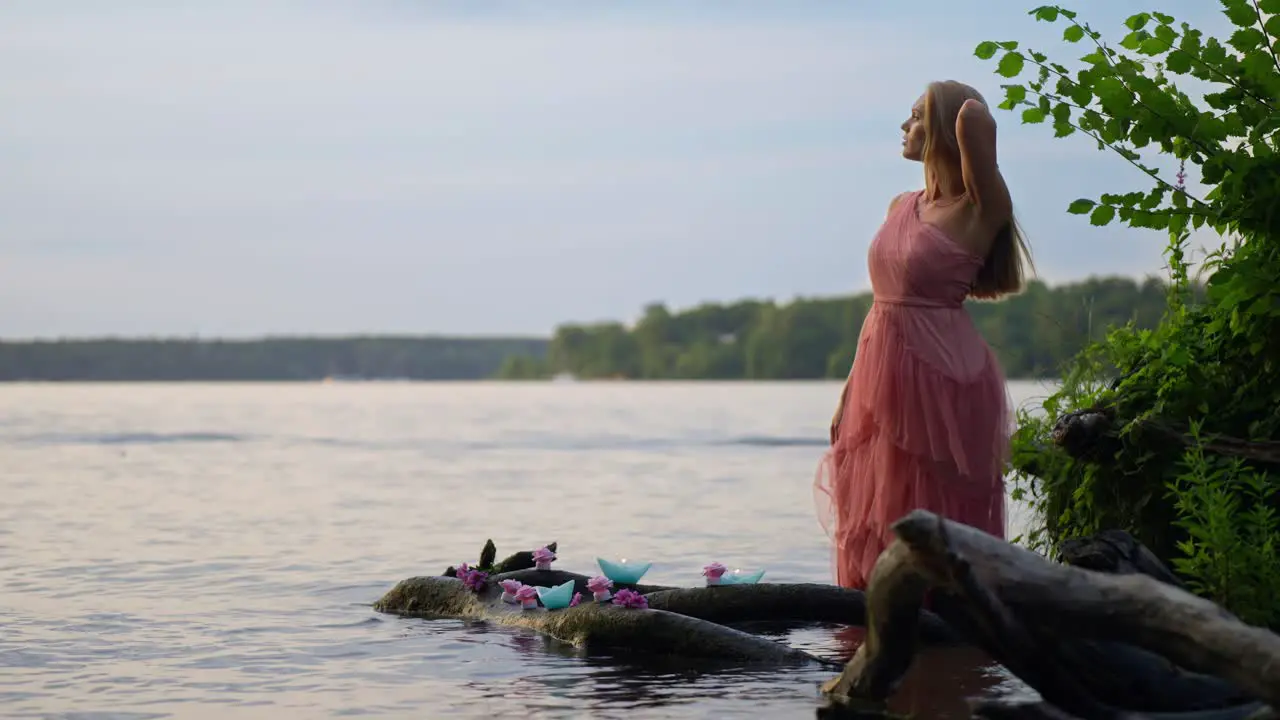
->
<box><xmin>534</xmin><ymin>580</ymin><xmax>577</xmax><ymax>610</ymax></box>
<box><xmin>596</xmin><ymin>558</ymin><xmax>652</xmax><ymax>584</ymax></box>
<box><xmin>720</xmin><ymin>569</ymin><xmax>765</xmax><ymax>585</ymax></box>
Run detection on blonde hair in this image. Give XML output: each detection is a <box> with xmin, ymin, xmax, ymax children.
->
<box><xmin>921</xmin><ymin>80</ymin><xmax>1033</xmax><ymax>300</ymax></box>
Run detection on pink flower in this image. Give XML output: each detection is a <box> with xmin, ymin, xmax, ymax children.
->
<box><xmin>454</xmin><ymin>562</ymin><xmax>470</xmax><ymax>579</ymax></box>
<box><xmin>586</xmin><ymin>576</ymin><xmax>614</xmax><ymax>594</ymax></box>
<box><xmin>532</xmin><ymin>546</ymin><xmax>556</xmax><ymax>569</ymax></box>
<box><xmin>611</xmin><ymin>588</ymin><xmax>648</xmax><ymax>609</ymax></box>
<box><xmin>462</xmin><ymin>569</ymin><xmax>488</xmax><ymax>591</ymax></box>
<box><xmin>514</xmin><ymin>585</ymin><xmax>538</xmax><ymax>602</ymax></box>
<box><xmin>499</xmin><ymin>579</ymin><xmax>523</xmax><ymax>604</ymax></box>
<box><xmin>702</xmin><ymin>562</ymin><xmax>727</xmax><ymax>580</ymax></box>
<box><xmin>569</xmin><ymin>592</ymin><xmax>583</xmax><ymax>607</ymax></box>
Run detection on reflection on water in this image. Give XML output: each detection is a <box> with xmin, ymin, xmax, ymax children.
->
<box><xmin>0</xmin><ymin>381</ymin><xmax>1054</xmax><ymax>718</ymax></box>
<box><xmin>827</xmin><ymin>626</ymin><xmax>1035</xmax><ymax>717</ymax></box>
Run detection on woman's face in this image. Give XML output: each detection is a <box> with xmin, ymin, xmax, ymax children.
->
<box><xmin>900</xmin><ymin>93</ymin><xmax>927</xmax><ymax>162</ymax></box>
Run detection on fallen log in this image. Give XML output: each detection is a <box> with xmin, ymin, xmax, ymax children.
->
<box><xmin>375</xmin><ymin>570</ymin><xmax>830</xmax><ymax>665</ymax></box>
<box><xmin>822</xmin><ymin>510</ymin><xmax>1280</xmax><ymax>717</ymax></box>
<box><xmin>644</xmin><ymin>582</ymin><xmax>956</xmax><ymax>642</ymax></box>
<box><xmin>376</xmin><ymin>540</ymin><xmax>958</xmax><ymax>666</ymax></box>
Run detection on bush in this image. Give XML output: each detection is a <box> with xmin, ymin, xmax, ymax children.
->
<box><xmin>979</xmin><ymin>2</ymin><xmax>1280</xmax><ymax>627</ymax></box>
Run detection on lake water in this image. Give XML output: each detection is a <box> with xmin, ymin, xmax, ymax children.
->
<box><xmin>0</xmin><ymin>380</ymin><xmax>1056</xmax><ymax>719</ymax></box>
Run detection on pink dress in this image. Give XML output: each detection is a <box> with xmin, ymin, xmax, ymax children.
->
<box><xmin>814</xmin><ymin>189</ymin><xmax>1011</xmax><ymax>589</ymax></box>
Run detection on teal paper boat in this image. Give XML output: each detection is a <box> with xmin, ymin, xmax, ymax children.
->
<box><xmin>721</xmin><ymin>569</ymin><xmax>765</xmax><ymax>585</ymax></box>
<box><xmin>534</xmin><ymin>580</ymin><xmax>576</xmax><ymax>609</ymax></box>
<box><xmin>597</xmin><ymin>558</ymin><xmax>652</xmax><ymax>584</ymax></box>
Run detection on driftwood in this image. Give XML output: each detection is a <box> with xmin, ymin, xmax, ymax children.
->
<box><xmin>822</xmin><ymin>510</ymin><xmax>1280</xmax><ymax>719</ymax></box>
<box><xmin>376</xmin><ymin>571</ymin><xmax>826</xmax><ymax>664</ymax></box>
<box><xmin>1052</xmin><ymin>408</ymin><xmax>1120</xmax><ymax>461</ymax></box>
<box><xmin>1052</xmin><ymin>409</ymin><xmax>1280</xmax><ymax>467</ymax></box>
<box><xmin>375</xmin><ymin>540</ymin><xmax>957</xmax><ymax>666</ymax></box>
<box><xmin>1058</xmin><ymin>528</ymin><xmax>1186</xmax><ymax>589</ymax></box>
<box><xmin>376</xmin><ymin>527</ymin><xmax>1278</xmax><ymax>717</ymax></box>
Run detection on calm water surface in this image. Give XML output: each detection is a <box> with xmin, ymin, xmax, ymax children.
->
<box><xmin>0</xmin><ymin>381</ymin><xmax>1055</xmax><ymax>719</ymax></box>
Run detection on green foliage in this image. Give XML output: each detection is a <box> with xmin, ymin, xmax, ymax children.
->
<box><xmin>1170</xmin><ymin>421</ymin><xmax>1280</xmax><ymax>627</ymax></box>
<box><xmin>0</xmin><ymin>336</ymin><xmax>548</xmax><ymax>381</ymax></box>
<box><xmin>500</xmin><ymin>276</ymin><xmax>1181</xmax><ymax>380</ymax></box>
<box><xmin>981</xmin><ymin>3</ymin><xmax>1280</xmax><ymax>625</ymax></box>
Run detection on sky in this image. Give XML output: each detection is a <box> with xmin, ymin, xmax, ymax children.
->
<box><xmin>1</xmin><ymin>1</ymin><xmax>1235</xmax><ymax>339</ymax></box>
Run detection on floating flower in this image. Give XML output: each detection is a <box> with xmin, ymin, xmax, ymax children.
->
<box><xmin>515</xmin><ymin>584</ymin><xmax>539</xmax><ymax>609</ymax></box>
<box><xmin>462</xmin><ymin>569</ymin><xmax>488</xmax><ymax>592</ymax></box>
<box><xmin>611</xmin><ymin>588</ymin><xmax>648</xmax><ymax>609</ymax></box>
<box><xmin>702</xmin><ymin>562</ymin><xmax>728</xmax><ymax>585</ymax></box>
<box><xmin>569</xmin><ymin>592</ymin><xmax>583</xmax><ymax>608</ymax></box>
<box><xmin>586</xmin><ymin>575</ymin><xmax>614</xmax><ymax>602</ymax></box>
<box><xmin>499</xmin><ymin>579</ymin><xmax>524</xmax><ymax>604</ymax></box>
<box><xmin>532</xmin><ymin>546</ymin><xmax>557</xmax><ymax>570</ymax></box>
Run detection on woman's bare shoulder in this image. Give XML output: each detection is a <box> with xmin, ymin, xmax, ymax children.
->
<box><xmin>886</xmin><ymin>190</ymin><xmax>917</xmax><ymax>215</ymax></box>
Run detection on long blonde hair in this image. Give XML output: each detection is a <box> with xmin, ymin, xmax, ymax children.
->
<box><xmin>921</xmin><ymin>80</ymin><xmax>1033</xmax><ymax>300</ymax></box>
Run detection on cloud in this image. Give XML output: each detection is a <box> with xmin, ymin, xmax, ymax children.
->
<box><xmin>0</xmin><ymin>1</ymin><xmax>1241</xmax><ymax>337</ymax></box>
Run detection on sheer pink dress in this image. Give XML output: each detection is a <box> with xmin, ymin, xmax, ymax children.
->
<box><xmin>814</xmin><ymin>189</ymin><xmax>1011</xmax><ymax>589</ymax></box>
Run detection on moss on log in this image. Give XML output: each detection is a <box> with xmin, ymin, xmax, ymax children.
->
<box><xmin>376</xmin><ymin>542</ymin><xmax>958</xmax><ymax>666</ymax></box>
<box><xmin>375</xmin><ymin>571</ymin><xmax>830</xmax><ymax>665</ymax></box>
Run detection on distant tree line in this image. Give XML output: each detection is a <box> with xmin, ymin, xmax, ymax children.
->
<box><xmin>0</xmin><ymin>276</ymin><xmax>1190</xmax><ymax>382</ymax></box>
<box><xmin>0</xmin><ymin>336</ymin><xmax>548</xmax><ymax>381</ymax></box>
<box><xmin>497</xmin><ymin>276</ymin><xmax>1194</xmax><ymax>381</ymax></box>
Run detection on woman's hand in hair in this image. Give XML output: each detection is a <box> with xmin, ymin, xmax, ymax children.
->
<box><xmin>956</xmin><ymin>97</ymin><xmax>1010</xmax><ymax>219</ymax></box>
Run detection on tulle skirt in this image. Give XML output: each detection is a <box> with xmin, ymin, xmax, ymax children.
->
<box><xmin>814</xmin><ymin>303</ymin><xmax>1011</xmax><ymax>589</ymax></box>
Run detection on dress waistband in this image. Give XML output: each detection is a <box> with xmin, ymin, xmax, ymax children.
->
<box><xmin>873</xmin><ymin>295</ymin><xmax>961</xmax><ymax>309</ymax></box>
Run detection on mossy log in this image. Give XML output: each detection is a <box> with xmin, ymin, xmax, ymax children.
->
<box><xmin>377</xmin><ymin>542</ymin><xmax>956</xmax><ymax>665</ymax></box>
<box><xmin>822</xmin><ymin>510</ymin><xmax>1280</xmax><ymax>719</ymax></box>
<box><xmin>376</xmin><ymin>569</ymin><xmax>827</xmax><ymax>665</ymax></box>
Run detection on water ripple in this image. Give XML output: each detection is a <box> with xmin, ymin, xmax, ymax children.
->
<box><xmin>0</xmin><ymin>382</ymin><xmax>1047</xmax><ymax>718</ymax></box>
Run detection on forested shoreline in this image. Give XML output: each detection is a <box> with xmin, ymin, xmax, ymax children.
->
<box><xmin>0</xmin><ymin>275</ymin><xmax>1186</xmax><ymax>382</ymax></box>
<box><xmin>498</xmin><ymin>275</ymin><xmax>1188</xmax><ymax>381</ymax></box>
<box><xmin>0</xmin><ymin>336</ymin><xmax>548</xmax><ymax>381</ymax></box>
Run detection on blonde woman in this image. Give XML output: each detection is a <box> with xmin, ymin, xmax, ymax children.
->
<box><xmin>814</xmin><ymin>81</ymin><xmax>1032</xmax><ymax>589</ymax></box>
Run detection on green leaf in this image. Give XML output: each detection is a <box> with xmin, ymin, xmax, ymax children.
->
<box><xmin>1022</xmin><ymin>107</ymin><xmax>1047</xmax><ymax>123</ymax></box>
<box><xmin>1006</xmin><ymin>85</ymin><xmax>1027</xmax><ymax>104</ymax></box>
<box><xmin>997</xmin><ymin>51</ymin><xmax>1025</xmax><ymax>77</ymax></box>
<box><xmin>1032</xmin><ymin>6</ymin><xmax>1060</xmax><ymax>21</ymax></box>
<box><xmin>1222</xmin><ymin>0</ymin><xmax>1257</xmax><ymax>27</ymax></box>
<box><xmin>1166</xmin><ymin>50</ymin><xmax>1192</xmax><ymax>74</ymax></box>
<box><xmin>1063</xmin><ymin>25</ymin><xmax>1085</xmax><ymax>43</ymax></box>
<box><xmin>1090</xmin><ymin>204</ymin><xmax>1116</xmax><ymax>226</ymax></box>
<box><xmin>1120</xmin><ymin>31</ymin><xmax>1146</xmax><ymax>50</ymax></box>
<box><xmin>1261</xmin><ymin>0</ymin><xmax>1280</xmax><ymax>12</ymax></box>
<box><xmin>1202</xmin><ymin>40</ymin><xmax>1227</xmax><ymax>66</ymax></box>
<box><xmin>1139</xmin><ymin>37</ymin><xmax>1167</xmax><ymax>55</ymax></box>
<box><xmin>1265</xmin><ymin>15</ymin><xmax>1280</xmax><ymax>38</ymax></box>
<box><xmin>1154</xmin><ymin>24</ymin><xmax>1177</xmax><ymax>46</ymax></box>
<box><xmin>1125</xmin><ymin>13</ymin><xmax>1150</xmax><ymax>31</ymax></box>
<box><xmin>1152</xmin><ymin>11</ymin><xmax>1174</xmax><ymax>24</ymax></box>
<box><xmin>1229</xmin><ymin>28</ymin><xmax>1266</xmax><ymax>53</ymax></box>
<box><xmin>975</xmin><ymin>41</ymin><xmax>999</xmax><ymax>60</ymax></box>
<box><xmin>1067</xmin><ymin>198</ymin><xmax>1096</xmax><ymax>214</ymax></box>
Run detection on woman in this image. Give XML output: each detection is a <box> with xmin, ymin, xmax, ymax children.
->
<box><xmin>813</xmin><ymin>80</ymin><xmax>1032</xmax><ymax>589</ymax></box>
